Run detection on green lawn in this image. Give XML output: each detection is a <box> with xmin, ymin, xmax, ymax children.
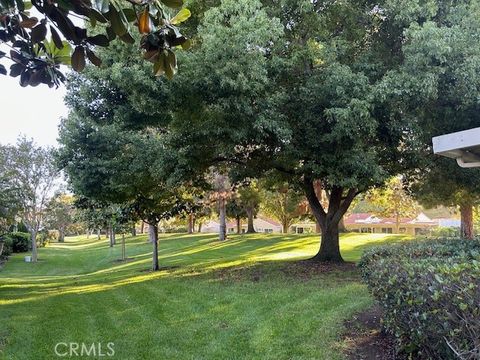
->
<box><xmin>0</xmin><ymin>233</ymin><xmax>410</xmax><ymax>360</ymax></box>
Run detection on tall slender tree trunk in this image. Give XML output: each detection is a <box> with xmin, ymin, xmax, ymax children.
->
<box><xmin>236</xmin><ymin>216</ymin><xmax>241</xmax><ymax>234</ymax></box>
<box><xmin>460</xmin><ymin>203</ymin><xmax>474</xmax><ymax>239</ymax></box>
<box><xmin>395</xmin><ymin>214</ymin><xmax>400</xmax><ymax>234</ymax></box>
<box><xmin>97</xmin><ymin>229</ymin><xmax>101</xmax><ymax>240</ymax></box>
<box><xmin>148</xmin><ymin>224</ymin><xmax>155</xmax><ymax>243</ymax></box>
<box><xmin>31</xmin><ymin>230</ymin><xmax>38</xmax><ymax>262</ymax></box>
<box><xmin>58</xmin><ymin>228</ymin><xmax>65</xmax><ymax>243</ymax></box>
<box><xmin>304</xmin><ymin>179</ymin><xmax>358</xmax><ymax>263</ymax></box>
<box><xmin>219</xmin><ymin>197</ymin><xmax>227</xmax><ymax>241</ymax></box>
<box><xmin>187</xmin><ymin>213</ymin><xmax>194</xmax><ymax>234</ymax></box>
<box><xmin>110</xmin><ymin>228</ymin><xmax>116</xmax><ymax>247</ymax></box>
<box><xmin>282</xmin><ymin>220</ymin><xmax>289</xmax><ymax>234</ymax></box>
<box><xmin>246</xmin><ymin>208</ymin><xmax>255</xmax><ymax>233</ymax></box>
<box><xmin>140</xmin><ymin>221</ymin><xmax>145</xmax><ymax>234</ymax></box>
<box><xmin>121</xmin><ymin>234</ymin><xmax>126</xmax><ymax>261</ymax></box>
<box><xmin>131</xmin><ymin>226</ymin><xmax>136</xmax><ymax>237</ymax></box>
<box><xmin>198</xmin><ymin>222</ymin><xmax>203</xmax><ymax>233</ymax></box>
<box><xmin>151</xmin><ymin>223</ymin><xmax>159</xmax><ymax>271</ymax></box>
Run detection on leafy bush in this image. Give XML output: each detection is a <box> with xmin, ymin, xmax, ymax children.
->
<box><xmin>360</xmin><ymin>239</ymin><xmax>480</xmax><ymax>359</ymax></box>
<box><xmin>37</xmin><ymin>230</ymin><xmax>58</xmax><ymax>247</ymax></box>
<box><xmin>0</xmin><ymin>236</ymin><xmax>13</xmax><ymax>259</ymax></box>
<box><xmin>5</xmin><ymin>232</ymin><xmax>31</xmax><ymax>253</ymax></box>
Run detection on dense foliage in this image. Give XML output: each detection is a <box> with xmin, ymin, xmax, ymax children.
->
<box><xmin>360</xmin><ymin>239</ymin><xmax>480</xmax><ymax>359</ymax></box>
<box><xmin>1</xmin><ymin>232</ymin><xmax>30</xmax><ymax>254</ymax></box>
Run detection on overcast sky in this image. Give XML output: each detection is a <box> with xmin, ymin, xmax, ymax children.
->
<box><xmin>0</xmin><ymin>71</ymin><xmax>68</xmax><ymax>148</ymax></box>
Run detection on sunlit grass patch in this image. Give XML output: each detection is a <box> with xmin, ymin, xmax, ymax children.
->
<box><xmin>0</xmin><ymin>232</ymin><xmax>411</xmax><ymax>359</ymax></box>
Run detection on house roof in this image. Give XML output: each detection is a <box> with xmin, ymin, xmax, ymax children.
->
<box><xmin>345</xmin><ymin>213</ymin><xmax>437</xmax><ymax>226</ymax></box>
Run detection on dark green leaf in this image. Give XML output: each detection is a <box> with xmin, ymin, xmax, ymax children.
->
<box><xmin>119</xmin><ymin>32</ymin><xmax>135</xmax><ymax>44</ymax></box>
<box><xmin>87</xmin><ymin>34</ymin><xmax>109</xmax><ymax>47</ymax></box>
<box><xmin>122</xmin><ymin>8</ymin><xmax>136</xmax><ymax>22</ymax></box>
<box><xmin>10</xmin><ymin>63</ymin><xmax>23</xmax><ymax>77</ymax></box>
<box><xmin>31</xmin><ymin>23</ymin><xmax>47</xmax><ymax>43</ymax></box>
<box><xmin>106</xmin><ymin>26</ymin><xmax>116</xmax><ymax>41</ymax></box>
<box><xmin>50</xmin><ymin>26</ymin><xmax>63</xmax><ymax>49</ymax></box>
<box><xmin>108</xmin><ymin>5</ymin><xmax>127</xmax><ymax>37</ymax></box>
<box><xmin>86</xmin><ymin>49</ymin><xmax>102</xmax><ymax>67</ymax></box>
<box><xmin>89</xmin><ymin>8</ymin><xmax>108</xmax><ymax>23</ymax></box>
<box><xmin>71</xmin><ymin>46</ymin><xmax>86</xmax><ymax>72</ymax></box>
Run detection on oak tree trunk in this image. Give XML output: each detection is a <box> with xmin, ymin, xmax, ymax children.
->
<box><xmin>338</xmin><ymin>217</ymin><xmax>347</xmax><ymax>233</ymax></box>
<box><xmin>304</xmin><ymin>179</ymin><xmax>358</xmax><ymax>263</ymax></box>
<box><xmin>219</xmin><ymin>197</ymin><xmax>227</xmax><ymax>241</ymax></box>
<box><xmin>131</xmin><ymin>226</ymin><xmax>136</xmax><ymax>237</ymax></box>
<box><xmin>313</xmin><ymin>225</ymin><xmax>342</xmax><ymax>262</ymax></box>
<box><xmin>460</xmin><ymin>203</ymin><xmax>474</xmax><ymax>240</ymax></box>
<box><xmin>198</xmin><ymin>222</ymin><xmax>203</xmax><ymax>233</ymax></box>
<box><xmin>246</xmin><ymin>208</ymin><xmax>255</xmax><ymax>233</ymax></box>
<box><xmin>140</xmin><ymin>221</ymin><xmax>145</xmax><ymax>234</ymax></box>
<box><xmin>282</xmin><ymin>221</ymin><xmax>289</xmax><ymax>234</ymax></box>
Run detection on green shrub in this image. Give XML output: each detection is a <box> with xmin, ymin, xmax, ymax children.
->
<box><xmin>5</xmin><ymin>232</ymin><xmax>31</xmax><ymax>253</ymax></box>
<box><xmin>37</xmin><ymin>230</ymin><xmax>57</xmax><ymax>247</ymax></box>
<box><xmin>360</xmin><ymin>239</ymin><xmax>480</xmax><ymax>359</ymax></box>
<box><xmin>0</xmin><ymin>236</ymin><xmax>13</xmax><ymax>259</ymax></box>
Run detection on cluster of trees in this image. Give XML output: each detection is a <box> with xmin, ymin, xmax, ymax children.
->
<box><xmin>0</xmin><ymin>137</ymin><xmax>61</xmax><ymax>261</ymax></box>
<box><xmin>3</xmin><ymin>0</ymin><xmax>478</xmax><ymax>266</ymax></box>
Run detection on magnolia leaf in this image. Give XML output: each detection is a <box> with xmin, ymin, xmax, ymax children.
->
<box><xmin>87</xmin><ymin>34</ymin><xmax>109</xmax><ymax>47</ymax></box>
<box><xmin>138</xmin><ymin>8</ymin><xmax>151</xmax><ymax>34</ymax></box>
<box><xmin>19</xmin><ymin>17</ymin><xmax>38</xmax><ymax>28</ymax></box>
<box><xmin>71</xmin><ymin>46</ymin><xmax>86</xmax><ymax>72</ymax></box>
<box><xmin>108</xmin><ymin>5</ymin><xmax>127</xmax><ymax>36</ymax></box>
<box><xmin>180</xmin><ymin>38</ymin><xmax>192</xmax><ymax>50</ymax></box>
<box><xmin>50</xmin><ymin>26</ymin><xmax>63</xmax><ymax>49</ymax></box>
<box><xmin>170</xmin><ymin>8</ymin><xmax>190</xmax><ymax>25</ymax></box>
<box><xmin>31</xmin><ymin>22</ymin><xmax>47</xmax><ymax>43</ymax></box>
<box><xmin>86</xmin><ymin>49</ymin><xmax>102</xmax><ymax>67</ymax></box>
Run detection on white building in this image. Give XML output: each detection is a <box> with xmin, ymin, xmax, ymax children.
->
<box><xmin>200</xmin><ymin>217</ymin><xmax>282</xmax><ymax>234</ymax></box>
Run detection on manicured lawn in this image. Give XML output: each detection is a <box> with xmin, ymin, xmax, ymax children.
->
<box><xmin>0</xmin><ymin>233</ymin><xmax>410</xmax><ymax>359</ymax></box>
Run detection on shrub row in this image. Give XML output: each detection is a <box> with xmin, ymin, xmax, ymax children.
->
<box><xmin>359</xmin><ymin>239</ymin><xmax>480</xmax><ymax>359</ymax></box>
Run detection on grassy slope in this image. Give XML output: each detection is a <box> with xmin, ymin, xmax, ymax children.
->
<box><xmin>0</xmin><ymin>233</ymin><xmax>410</xmax><ymax>360</ymax></box>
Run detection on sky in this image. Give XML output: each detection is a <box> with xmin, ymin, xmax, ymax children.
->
<box><xmin>0</xmin><ymin>69</ymin><xmax>69</xmax><ymax>148</ymax></box>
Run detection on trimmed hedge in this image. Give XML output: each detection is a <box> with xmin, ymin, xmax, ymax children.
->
<box><xmin>359</xmin><ymin>239</ymin><xmax>480</xmax><ymax>359</ymax></box>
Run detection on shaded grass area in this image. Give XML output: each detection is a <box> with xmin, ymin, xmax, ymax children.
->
<box><xmin>0</xmin><ymin>233</ymin><xmax>410</xmax><ymax>359</ymax></box>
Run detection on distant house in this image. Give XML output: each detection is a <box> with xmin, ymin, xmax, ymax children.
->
<box><xmin>290</xmin><ymin>221</ymin><xmax>317</xmax><ymax>234</ymax></box>
<box><xmin>344</xmin><ymin>212</ymin><xmax>438</xmax><ymax>235</ymax></box>
<box><xmin>200</xmin><ymin>217</ymin><xmax>282</xmax><ymax>234</ymax></box>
